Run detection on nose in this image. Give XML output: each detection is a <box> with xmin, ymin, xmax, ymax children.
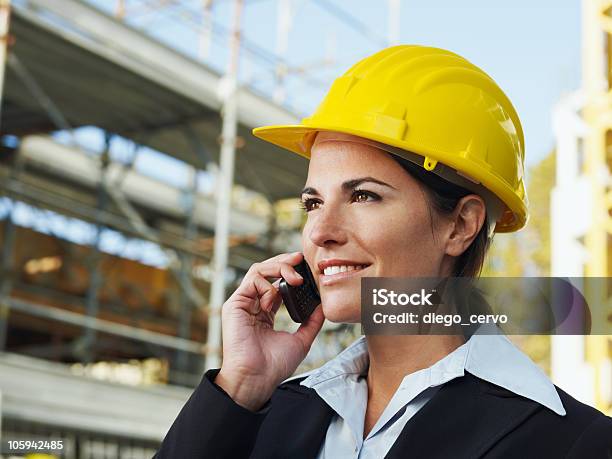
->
<box><xmin>306</xmin><ymin>204</ymin><xmax>349</xmax><ymax>248</ymax></box>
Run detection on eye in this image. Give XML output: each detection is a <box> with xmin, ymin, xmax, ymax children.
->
<box><xmin>299</xmin><ymin>198</ymin><xmax>320</xmax><ymax>212</ymax></box>
<box><xmin>299</xmin><ymin>190</ymin><xmax>380</xmax><ymax>213</ymax></box>
<box><xmin>352</xmin><ymin>189</ymin><xmax>380</xmax><ymax>203</ymax></box>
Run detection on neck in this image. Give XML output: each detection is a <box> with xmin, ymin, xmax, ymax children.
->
<box><xmin>364</xmin><ymin>334</ymin><xmax>465</xmax><ymax>399</ymax></box>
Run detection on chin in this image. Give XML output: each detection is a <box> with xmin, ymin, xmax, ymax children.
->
<box><xmin>320</xmin><ymin>300</ymin><xmax>360</xmax><ymax>324</ymax></box>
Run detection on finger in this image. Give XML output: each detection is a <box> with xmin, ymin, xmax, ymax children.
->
<box><xmin>270</xmin><ymin>296</ymin><xmax>284</xmax><ymax>316</ymax></box>
<box><xmin>267</xmin><ymin>279</ymin><xmax>284</xmax><ymax>314</ymax></box>
<box><xmin>260</xmin><ymin>251</ymin><xmax>303</xmax><ymax>266</ymax></box>
<box><xmin>251</xmin><ymin>261</ymin><xmax>305</xmax><ymax>286</ymax></box>
<box><xmin>230</xmin><ymin>274</ymin><xmax>277</xmax><ymax>314</ymax></box>
<box><xmin>292</xmin><ymin>304</ymin><xmax>325</xmax><ymax>353</ymax></box>
<box><xmin>240</xmin><ymin>252</ymin><xmax>303</xmax><ymax>286</ymax></box>
<box><xmin>259</xmin><ymin>279</ymin><xmax>282</xmax><ymax>313</ymax></box>
<box><xmin>254</xmin><ymin>252</ymin><xmax>303</xmax><ymax>279</ymax></box>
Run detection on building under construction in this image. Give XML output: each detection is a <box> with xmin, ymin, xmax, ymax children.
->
<box><xmin>0</xmin><ymin>0</ymin><xmax>364</xmax><ymax>456</ymax></box>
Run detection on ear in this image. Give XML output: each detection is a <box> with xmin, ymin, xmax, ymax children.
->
<box><xmin>444</xmin><ymin>195</ymin><xmax>486</xmax><ymax>257</ymax></box>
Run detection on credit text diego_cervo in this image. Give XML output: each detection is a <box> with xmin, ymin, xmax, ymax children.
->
<box><xmin>372</xmin><ymin>312</ymin><xmax>509</xmax><ymax>326</ymax></box>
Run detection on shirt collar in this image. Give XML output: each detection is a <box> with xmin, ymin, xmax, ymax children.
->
<box><xmin>293</xmin><ymin>325</ymin><xmax>566</xmax><ymax>416</ymax></box>
<box><xmin>295</xmin><ymin>336</ymin><xmax>369</xmax><ymax>386</ymax></box>
<box><xmin>464</xmin><ymin>329</ymin><xmax>566</xmax><ymax>415</ymax></box>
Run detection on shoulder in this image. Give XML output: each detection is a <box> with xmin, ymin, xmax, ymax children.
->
<box><xmin>553</xmin><ymin>385</ymin><xmax>612</xmax><ymax>453</ymax></box>
<box><xmin>515</xmin><ymin>382</ymin><xmax>612</xmax><ymax>456</ymax></box>
<box><xmin>479</xmin><ymin>373</ymin><xmax>611</xmax><ymax>431</ymax></box>
<box><xmin>554</xmin><ymin>384</ymin><xmax>609</xmax><ymax>423</ymax></box>
<box><xmin>464</xmin><ymin>373</ymin><xmax>612</xmax><ymax>456</ymax></box>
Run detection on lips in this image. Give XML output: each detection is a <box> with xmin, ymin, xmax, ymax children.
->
<box><xmin>317</xmin><ymin>259</ymin><xmax>371</xmax><ymax>274</ymax></box>
<box><xmin>322</xmin><ymin>264</ymin><xmax>368</xmax><ymax>276</ymax></box>
<box><xmin>316</xmin><ymin>259</ymin><xmax>372</xmax><ymax>287</ymax></box>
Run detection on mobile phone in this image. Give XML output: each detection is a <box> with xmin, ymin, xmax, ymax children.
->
<box><xmin>279</xmin><ymin>258</ymin><xmax>321</xmax><ymax>323</ymax></box>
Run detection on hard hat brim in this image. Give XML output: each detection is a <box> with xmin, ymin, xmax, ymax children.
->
<box><xmin>252</xmin><ymin>125</ymin><xmax>318</xmax><ymax>159</ymax></box>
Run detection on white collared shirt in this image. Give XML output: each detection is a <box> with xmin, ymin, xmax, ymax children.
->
<box><xmin>284</xmin><ymin>328</ymin><xmax>565</xmax><ymax>459</ymax></box>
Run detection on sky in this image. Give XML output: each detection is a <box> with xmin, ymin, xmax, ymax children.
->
<box><xmin>87</xmin><ymin>0</ymin><xmax>582</xmax><ymax>169</ymax></box>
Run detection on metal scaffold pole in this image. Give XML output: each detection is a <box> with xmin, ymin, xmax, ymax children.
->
<box><xmin>199</xmin><ymin>0</ymin><xmax>214</xmax><ymax>60</ymax></box>
<box><xmin>206</xmin><ymin>0</ymin><xmax>243</xmax><ymax>371</ymax></box>
<box><xmin>0</xmin><ymin>0</ymin><xmax>11</xmax><ymax>130</ymax></box>
<box><xmin>274</xmin><ymin>0</ymin><xmax>292</xmax><ymax>104</ymax></box>
<box><xmin>0</xmin><ymin>202</ymin><xmax>15</xmax><ymax>351</ymax></box>
<box><xmin>176</xmin><ymin>165</ymin><xmax>198</xmax><ymax>379</ymax></box>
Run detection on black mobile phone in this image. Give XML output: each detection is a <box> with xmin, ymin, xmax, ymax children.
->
<box><xmin>279</xmin><ymin>258</ymin><xmax>321</xmax><ymax>323</ymax></box>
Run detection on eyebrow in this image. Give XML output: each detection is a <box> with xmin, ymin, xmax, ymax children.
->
<box><xmin>300</xmin><ymin>176</ymin><xmax>397</xmax><ymax>197</ymax></box>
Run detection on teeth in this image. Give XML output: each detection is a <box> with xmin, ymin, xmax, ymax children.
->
<box><xmin>323</xmin><ymin>264</ymin><xmax>366</xmax><ymax>275</ymax></box>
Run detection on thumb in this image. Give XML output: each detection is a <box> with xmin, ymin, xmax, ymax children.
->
<box><xmin>292</xmin><ymin>305</ymin><xmax>325</xmax><ymax>354</ymax></box>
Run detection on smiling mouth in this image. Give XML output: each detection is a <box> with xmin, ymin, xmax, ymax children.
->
<box><xmin>319</xmin><ymin>264</ymin><xmax>371</xmax><ymax>286</ymax></box>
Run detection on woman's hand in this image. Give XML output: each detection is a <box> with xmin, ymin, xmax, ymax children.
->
<box><xmin>214</xmin><ymin>251</ymin><xmax>325</xmax><ymax>412</ymax></box>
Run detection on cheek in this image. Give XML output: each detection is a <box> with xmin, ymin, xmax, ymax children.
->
<box><xmin>369</xmin><ymin>207</ymin><xmax>438</xmax><ymax>275</ymax></box>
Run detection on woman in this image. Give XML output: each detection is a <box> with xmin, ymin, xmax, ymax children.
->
<box><xmin>155</xmin><ymin>46</ymin><xmax>612</xmax><ymax>458</ymax></box>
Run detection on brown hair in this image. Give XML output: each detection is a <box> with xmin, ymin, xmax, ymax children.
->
<box><xmin>389</xmin><ymin>154</ymin><xmax>493</xmax><ymax>278</ymax></box>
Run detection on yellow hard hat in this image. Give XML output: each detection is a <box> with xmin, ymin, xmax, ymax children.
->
<box><xmin>253</xmin><ymin>45</ymin><xmax>528</xmax><ymax>233</ymax></box>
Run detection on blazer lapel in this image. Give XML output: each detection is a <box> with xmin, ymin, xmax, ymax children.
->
<box><xmin>251</xmin><ymin>381</ymin><xmax>334</xmax><ymax>459</ymax></box>
<box><xmin>385</xmin><ymin>371</ymin><xmax>541</xmax><ymax>459</ymax></box>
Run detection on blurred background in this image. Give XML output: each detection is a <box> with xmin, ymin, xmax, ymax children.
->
<box><xmin>0</xmin><ymin>0</ymin><xmax>610</xmax><ymax>457</ymax></box>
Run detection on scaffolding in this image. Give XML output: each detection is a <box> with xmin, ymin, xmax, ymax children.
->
<box><xmin>1</xmin><ymin>0</ymin><xmax>306</xmax><ymax>384</ymax></box>
<box><xmin>0</xmin><ymin>0</ymin><xmax>402</xmax><ymax>448</ymax></box>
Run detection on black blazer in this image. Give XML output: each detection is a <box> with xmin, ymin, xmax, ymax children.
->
<box><xmin>155</xmin><ymin>368</ymin><xmax>612</xmax><ymax>458</ymax></box>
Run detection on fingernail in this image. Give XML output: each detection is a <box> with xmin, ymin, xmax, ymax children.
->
<box><xmin>295</xmin><ymin>272</ymin><xmax>303</xmax><ymax>279</ymax></box>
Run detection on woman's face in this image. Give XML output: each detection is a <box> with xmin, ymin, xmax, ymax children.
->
<box><xmin>301</xmin><ymin>132</ymin><xmax>451</xmax><ymax>323</ymax></box>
